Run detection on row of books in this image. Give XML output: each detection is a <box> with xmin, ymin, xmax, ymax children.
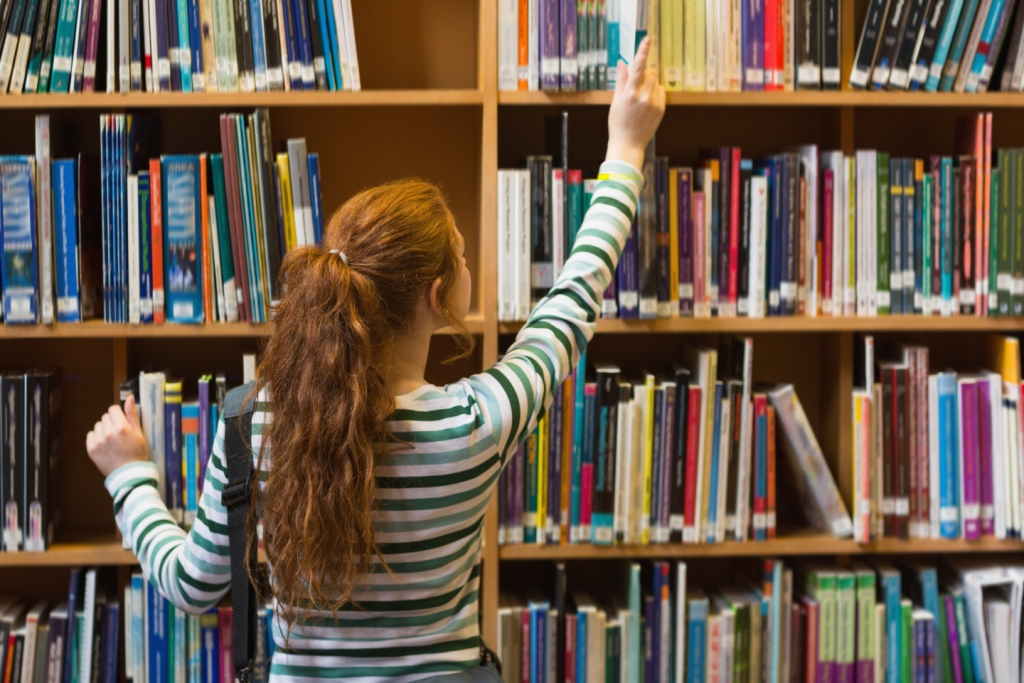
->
<box><xmin>851</xmin><ymin>0</ymin><xmax>1024</xmax><ymax>93</ymax></box>
<box><xmin>497</xmin><ymin>558</ymin><xmax>1019</xmax><ymax>683</ymax></box>
<box><xmin>497</xmin><ymin>338</ymin><xmax>852</xmax><ymax>546</ymax></box>
<box><xmin>0</xmin><ymin>112</ymin><xmax>322</xmax><ymax>326</ymax></box>
<box><xmin>0</xmin><ymin>370</ymin><xmax>60</xmax><ymax>553</ymax></box>
<box><xmin>499</xmin><ymin>112</ymin><xmax>1014</xmax><ymax>322</ymax></box>
<box><xmin>496</xmin><ymin>0</ymin><xmax>842</xmax><ymax>92</ymax></box>
<box><xmin>0</xmin><ymin>0</ymin><xmax>360</xmax><ymax>95</ymax></box>
<box><xmin>851</xmin><ymin>334</ymin><xmax>1024</xmax><ymax>545</ymax></box>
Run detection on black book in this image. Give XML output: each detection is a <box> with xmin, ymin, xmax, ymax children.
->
<box><xmin>982</xmin><ymin>0</ymin><xmax>1018</xmax><ymax>91</ymax></box>
<box><xmin>997</xmin><ymin>0</ymin><xmax>1024</xmax><ymax>90</ymax></box>
<box><xmin>0</xmin><ymin>0</ymin><xmax>28</xmax><ymax>89</ymax></box>
<box><xmin>289</xmin><ymin>0</ymin><xmax>313</xmax><ymax>88</ymax></box>
<box><xmin>796</xmin><ymin>0</ymin><xmax>821</xmax><ymax>88</ymax></box>
<box><xmin>10</xmin><ymin>629</ymin><xmax>24</xmax><ymax>683</ymax></box>
<box><xmin>782</xmin><ymin>153</ymin><xmax>799</xmax><ymax>316</ymax></box>
<box><xmin>166</xmin><ymin>0</ymin><xmax>181</xmax><ymax>91</ymax></box>
<box><xmin>655</xmin><ymin>158</ymin><xmax>672</xmax><ymax>317</ymax></box>
<box><xmin>910</xmin><ymin>0</ymin><xmax>954</xmax><ymax>88</ymax></box>
<box><xmin>35</xmin><ymin>0</ymin><xmax>58</xmax><ymax>89</ymax></box>
<box><xmin>737</xmin><ymin>160</ymin><xmax>752</xmax><ymax>315</ymax></box>
<box><xmin>0</xmin><ymin>0</ymin><xmax>15</xmax><ymax>63</ymax></box>
<box><xmin>719</xmin><ymin>148</ymin><xmax>732</xmax><ymax>313</ymax></box>
<box><xmin>821</xmin><ymin>0</ymin><xmax>841</xmax><ymax>88</ymax></box>
<box><xmin>544</xmin><ymin>112</ymin><xmax>570</xmax><ymax>262</ymax></box>
<box><xmin>872</xmin><ymin>0</ymin><xmax>911</xmax><ymax>89</ymax></box>
<box><xmin>553</xmin><ymin>563</ymin><xmax>567</xmax><ymax>683</ymax></box>
<box><xmin>119</xmin><ymin>376</ymin><xmax>139</xmax><ymax>409</ymax></box>
<box><xmin>526</xmin><ymin>155</ymin><xmax>553</xmax><ymax>306</ymax></box>
<box><xmin>262</xmin><ymin>0</ymin><xmax>283</xmax><ymax>90</ymax></box>
<box><xmin>952</xmin><ymin>162</ymin><xmax>962</xmax><ymax>311</ymax></box>
<box><xmin>99</xmin><ymin>601</ymin><xmax>119</xmax><ymax>683</ymax></box>
<box><xmin>722</xmin><ymin>379</ymin><xmax>742</xmax><ymax>541</ymax></box>
<box><xmin>23</xmin><ymin>0</ymin><xmax>52</xmax><ymax>91</ymax></box>
<box><xmin>87</xmin><ymin>593</ymin><xmax>103</xmax><ymax>683</ymax></box>
<box><xmin>254</xmin><ymin>108</ymin><xmax>283</xmax><ymax>301</ymax></box>
<box><xmin>1</xmin><ymin>375</ymin><xmax>25</xmax><ymax>551</ymax></box>
<box><xmin>591</xmin><ymin>364</ymin><xmax>620</xmax><ymax>545</ymax></box>
<box><xmin>25</xmin><ymin>370</ymin><xmax>61</xmax><ymax>552</ymax></box>
<box><xmin>888</xmin><ymin>0</ymin><xmax>931</xmax><ymax>89</ymax></box>
<box><xmin>616</xmin><ymin>379</ymin><xmax>633</xmax><ymax>543</ymax></box>
<box><xmin>668</xmin><ymin>366</ymin><xmax>690</xmax><ymax>544</ymax></box>
<box><xmin>129</xmin><ymin>0</ymin><xmax>141</xmax><ymax>91</ymax></box>
<box><xmin>232</xmin><ymin>0</ymin><xmax>255</xmax><ymax>91</ymax></box>
<box><xmin>43</xmin><ymin>603</ymin><xmax>67</xmax><ymax>683</ymax></box>
<box><xmin>850</xmin><ymin>0</ymin><xmax>893</xmax><ymax>87</ymax></box>
<box><xmin>304</xmin><ymin>0</ymin><xmax>325</xmax><ymax>89</ymax></box>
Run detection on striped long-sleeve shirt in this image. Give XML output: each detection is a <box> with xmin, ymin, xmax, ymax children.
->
<box><xmin>105</xmin><ymin>160</ymin><xmax>642</xmax><ymax>683</ymax></box>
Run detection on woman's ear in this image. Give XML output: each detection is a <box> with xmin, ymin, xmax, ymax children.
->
<box><xmin>427</xmin><ymin>278</ymin><xmax>444</xmax><ymax>317</ymax></box>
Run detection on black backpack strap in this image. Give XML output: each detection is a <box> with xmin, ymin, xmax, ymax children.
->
<box><xmin>220</xmin><ymin>381</ymin><xmax>258</xmax><ymax>683</ymax></box>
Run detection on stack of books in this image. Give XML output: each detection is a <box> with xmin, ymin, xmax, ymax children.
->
<box><xmin>497</xmin><ymin>0</ymin><xmax>841</xmax><ymax>92</ymax></box>
<box><xmin>498</xmin><ymin>338</ymin><xmax>852</xmax><ymax>546</ymax></box>
<box><xmin>0</xmin><ymin>0</ymin><xmax>360</xmax><ymax>94</ymax></box>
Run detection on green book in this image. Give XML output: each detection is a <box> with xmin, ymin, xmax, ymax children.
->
<box><xmin>852</xmin><ymin>561</ymin><xmax>876</xmax><ymax>679</ymax></box>
<box><xmin>606</xmin><ymin>620</ymin><xmax>621</xmax><ymax>683</ymax></box>
<box><xmin>923</xmin><ymin>173</ymin><xmax>933</xmax><ymax>307</ymax></box>
<box><xmin>71</xmin><ymin>611</ymin><xmax>83</xmax><ymax>683</ymax></box>
<box><xmin>953</xmin><ymin>592</ymin><xmax>975</xmax><ymax>683</ymax></box>
<box><xmin>836</xmin><ymin>571</ymin><xmax>856</xmax><ymax>683</ymax></box>
<box><xmin>901</xmin><ymin>599</ymin><xmax>913</xmax><ymax>683</ymax></box>
<box><xmin>567</xmin><ymin>172</ymin><xmax>584</xmax><ymax>250</ymax></box>
<box><xmin>998</xmin><ymin>149</ymin><xmax>1014</xmax><ymax>316</ymax></box>
<box><xmin>210</xmin><ymin>155</ymin><xmax>238</xmax><ymax>322</ymax></box>
<box><xmin>937</xmin><ymin>593</ymin><xmax>954</xmax><ymax>683</ymax></box>
<box><xmin>877</xmin><ymin>152</ymin><xmax>891</xmax><ymax>315</ymax></box>
<box><xmin>523</xmin><ymin>425</ymin><xmax>540</xmax><ymax>543</ymax></box>
<box><xmin>1014</xmin><ymin>150</ymin><xmax>1024</xmax><ymax>316</ymax></box>
<box><xmin>803</xmin><ymin>565</ymin><xmax>838</xmax><ymax>678</ymax></box>
<box><xmin>990</xmin><ymin>167</ymin><xmax>1001</xmax><ymax>314</ymax></box>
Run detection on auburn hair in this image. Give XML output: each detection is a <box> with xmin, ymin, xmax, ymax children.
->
<box><xmin>248</xmin><ymin>179</ymin><xmax>471</xmax><ymax>626</ymax></box>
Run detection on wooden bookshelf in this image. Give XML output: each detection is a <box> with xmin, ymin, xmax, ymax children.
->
<box><xmin>6</xmin><ymin>0</ymin><xmax>1024</xmax><ymax>662</ymax></box>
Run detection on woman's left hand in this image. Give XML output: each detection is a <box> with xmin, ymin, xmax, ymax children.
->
<box><xmin>86</xmin><ymin>395</ymin><xmax>149</xmax><ymax>477</ymax></box>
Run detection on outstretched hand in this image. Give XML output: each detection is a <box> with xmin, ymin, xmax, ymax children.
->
<box><xmin>86</xmin><ymin>395</ymin><xmax>149</xmax><ymax>477</ymax></box>
<box><xmin>606</xmin><ymin>36</ymin><xmax>667</xmax><ymax>171</ymax></box>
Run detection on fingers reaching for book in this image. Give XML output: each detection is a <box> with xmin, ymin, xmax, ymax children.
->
<box><xmin>86</xmin><ymin>403</ymin><xmax>149</xmax><ymax>478</ymax></box>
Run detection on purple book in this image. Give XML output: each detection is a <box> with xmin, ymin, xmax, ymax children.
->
<box><xmin>679</xmin><ymin>169</ymin><xmax>694</xmax><ymax>316</ymax></box>
<box><xmin>959</xmin><ymin>379</ymin><xmax>981</xmax><ymax>540</ymax></box>
<box><xmin>977</xmin><ymin>377</ymin><xmax>995</xmax><ymax>536</ymax></box>
<box><xmin>914</xmin><ymin>619</ymin><xmax>925</xmax><ymax>683</ymax></box>
<box><xmin>540</xmin><ymin>0</ymin><xmax>560</xmax><ymax>90</ymax></box>
<box><xmin>603</xmin><ymin>277</ymin><xmax>618</xmax><ymax>317</ymax></box>
<box><xmin>81</xmin><ymin>0</ymin><xmax>104</xmax><ymax>91</ymax></box>
<box><xmin>198</xmin><ymin>377</ymin><xmax>211</xmax><ymax>487</ymax></box>
<box><xmin>618</xmin><ymin>217</ymin><xmax>639</xmax><ymax>318</ymax></box>
<box><xmin>945</xmin><ymin>595</ymin><xmax>964</xmax><ymax>683</ymax></box>
<box><xmin>925</xmin><ymin>615</ymin><xmax>936</xmax><ymax>683</ymax></box>
<box><xmin>560</xmin><ymin>0</ymin><xmax>577</xmax><ymax>90</ymax></box>
<box><xmin>742</xmin><ymin>0</ymin><xmax>765</xmax><ymax>91</ymax></box>
<box><xmin>513</xmin><ymin>444</ymin><xmax>524</xmax><ymax>539</ymax></box>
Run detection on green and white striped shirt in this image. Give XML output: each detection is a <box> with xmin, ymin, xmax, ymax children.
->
<box><xmin>106</xmin><ymin>160</ymin><xmax>642</xmax><ymax>683</ymax></box>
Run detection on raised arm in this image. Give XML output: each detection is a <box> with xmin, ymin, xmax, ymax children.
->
<box><xmin>467</xmin><ymin>38</ymin><xmax>665</xmax><ymax>463</ymax></box>
<box><xmin>91</xmin><ymin>398</ymin><xmax>231</xmax><ymax>614</ymax></box>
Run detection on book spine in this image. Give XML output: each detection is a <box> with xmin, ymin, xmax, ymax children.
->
<box><xmin>743</xmin><ymin>0</ymin><xmax>764</xmax><ymax>90</ymax></box>
<box><xmin>796</xmin><ymin>0</ymin><xmax>821</xmax><ymax>87</ymax></box>
<box><xmin>821</xmin><ymin>0</ymin><xmax>840</xmax><ymax>88</ymax></box>
<box><xmin>763</xmin><ymin>0</ymin><xmax>780</xmax><ymax>90</ymax></box>
<box><xmin>925</xmin><ymin>0</ymin><xmax>966</xmax><ymax>90</ymax></box>
<box><xmin>174</xmin><ymin>0</ymin><xmax>192</xmax><ymax>90</ymax></box>
<box><xmin>9</xmin><ymin>0</ymin><xmax>40</xmax><ymax>92</ymax></box>
<box><xmin>184</xmin><ymin>0</ymin><xmax>202</xmax><ymax>89</ymax></box>
<box><xmin>959</xmin><ymin>380</ymin><xmax>981</xmax><ymax>539</ymax></box>
<box><xmin>889</xmin><ymin>0</ymin><xmax>929</xmax><ymax>88</ymax></box>
<box><xmin>129</xmin><ymin>0</ymin><xmax>143</xmax><ymax>89</ymax></box>
<box><xmin>939</xmin><ymin>0</ymin><xmax>982</xmax><ymax>91</ymax></box>
<box><xmin>231</xmin><ymin>0</ymin><xmax>253</xmax><ymax>90</ymax></box>
<box><xmin>678</xmin><ymin>168</ymin><xmax>694</xmax><ymax>315</ymax></box>
<box><xmin>559</xmin><ymin>0</ymin><xmax>577</xmax><ymax>90</ymax></box>
<box><xmin>910</xmin><ymin>0</ymin><xmax>952</xmax><ymax>87</ymax></box>
<box><xmin>23</xmin><ymin>0</ymin><xmax>55</xmax><ymax>91</ymax></box>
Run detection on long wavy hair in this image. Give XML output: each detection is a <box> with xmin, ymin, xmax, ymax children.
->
<box><xmin>249</xmin><ymin>179</ymin><xmax>471</xmax><ymax>626</ymax></box>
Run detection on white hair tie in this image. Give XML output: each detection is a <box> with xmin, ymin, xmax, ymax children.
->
<box><xmin>328</xmin><ymin>249</ymin><xmax>349</xmax><ymax>266</ymax></box>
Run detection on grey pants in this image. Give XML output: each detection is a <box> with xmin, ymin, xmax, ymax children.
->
<box><xmin>416</xmin><ymin>663</ymin><xmax>503</xmax><ymax>683</ymax></box>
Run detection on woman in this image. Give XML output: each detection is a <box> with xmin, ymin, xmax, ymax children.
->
<box><xmin>86</xmin><ymin>39</ymin><xmax>665</xmax><ymax>683</ymax></box>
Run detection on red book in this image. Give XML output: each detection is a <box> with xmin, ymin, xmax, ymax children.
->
<box><xmin>521</xmin><ymin>610</ymin><xmax>530</xmax><ymax>683</ymax></box>
<box><xmin>763</xmin><ymin>0</ymin><xmax>781</xmax><ymax>91</ymax></box>
<box><xmin>682</xmin><ymin>385</ymin><xmax>702</xmax><ymax>543</ymax></box>
<box><xmin>150</xmin><ymin>158</ymin><xmax>165</xmax><ymax>324</ymax></box>
<box><xmin>728</xmin><ymin>147</ymin><xmax>742</xmax><ymax>311</ymax></box>
<box><xmin>822</xmin><ymin>169</ymin><xmax>834</xmax><ymax>315</ymax></box>
<box><xmin>803</xmin><ymin>597</ymin><xmax>819</xmax><ymax>683</ymax></box>
<box><xmin>219</xmin><ymin>115</ymin><xmax>252</xmax><ymax>322</ymax></box>
<box><xmin>579</xmin><ymin>383</ymin><xmax>597</xmax><ymax>540</ymax></box>
<box><xmin>218</xmin><ymin>606</ymin><xmax>233</xmax><ymax>683</ymax></box>
<box><xmin>767</xmin><ymin>405</ymin><xmax>777</xmax><ymax>539</ymax></box>
<box><xmin>564</xmin><ymin>614</ymin><xmax>576</xmax><ymax>683</ymax></box>
<box><xmin>517</xmin><ymin>0</ymin><xmax>529</xmax><ymax>90</ymax></box>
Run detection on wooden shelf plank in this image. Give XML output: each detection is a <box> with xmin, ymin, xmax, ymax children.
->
<box><xmin>0</xmin><ymin>535</ymin><xmax>137</xmax><ymax>566</ymax></box>
<box><xmin>499</xmin><ymin>90</ymin><xmax>1024</xmax><ymax>107</ymax></box>
<box><xmin>0</xmin><ymin>314</ymin><xmax>485</xmax><ymax>339</ymax></box>
<box><xmin>0</xmin><ymin>90</ymin><xmax>484</xmax><ymax>109</ymax></box>
<box><xmin>498</xmin><ymin>316</ymin><xmax>1024</xmax><ymax>334</ymax></box>
<box><xmin>498</xmin><ymin>532</ymin><xmax>1024</xmax><ymax>560</ymax></box>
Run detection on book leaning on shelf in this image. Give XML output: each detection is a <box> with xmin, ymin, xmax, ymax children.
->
<box><xmin>497</xmin><ymin>0</ymin><xmax>840</xmax><ymax>92</ymax></box>
<box><xmin>497</xmin><ymin>557</ymin><xmax>1024</xmax><ymax>683</ymax></box>
<box><xmin>497</xmin><ymin>336</ymin><xmax>853</xmax><ymax>547</ymax></box>
<box><xmin>0</xmin><ymin>0</ymin><xmax>360</xmax><ymax>94</ymax></box>
<box><xmin>498</xmin><ymin>111</ymin><xmax>1024</xmax><ymax>324</ymax></box>
<box><xmin>0</xmin><ymin>112</ymin><xmax>324</xmax><ymax>326</ymax></box>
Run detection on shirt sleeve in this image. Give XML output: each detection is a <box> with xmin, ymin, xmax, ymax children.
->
<box><xmin>465</xmin><ymin>159</ymin><xmax>642</xmax><ymax>465</ymax></box>
<box><xmin>105</xmin><ymin>418</ymin><xmax>233</xmax><ymax>614</ymax></box>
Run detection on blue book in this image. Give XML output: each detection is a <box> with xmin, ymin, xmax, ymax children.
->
<box><xmin>548</xmin><ymin>387</ymin><xmax>563</xmax><ymax>543</ymax></box>
<box><xmin>46</xmin><ymin>0</ymin><xmax>79</xmax><ymax>92</ymax></box>
<box><xmin>53</xmin><ymin>159</ymin><xmax>81</xmax><ymax>323</ymax></box>
<box><xmin>320</xmin><ymin>0</ymin><xmax>339</xmax><ymax>87</ymax></box>
<box><xmin>166</xmin><ymin>0</ymin><xmax>182</xmax><ymax>91</ymax></box>
<box><xmin>769</xmin><ymin>157</ymin><xmax>784</xmax><ymax>316</ymax></box>
<box><xmin>146</xmin><ymin>582</ymin><xmax>168</xmax><ymax>683</ymax></box>
<box><xmin>925</xmin><ymin>616</ymin><xmax>936</xmax><ymax>683</ymax></box>
<box><xmin>0</xmin><ymin>156</ymin><xmax>40</xmax><ymax>323</ymax></box>
<box><xmin>313</xmin><ymin>0</ymin><xmax>334</xmax><ymax>90</ymax></box>
<box><xmin>186</xmin><ymin>0</ymin><xmax>203</xmax><ymax>89</ymax></box>
<box><xmin>68</xmin><ymin>0</ymin><xmax>89</xmax><ymax>92</ymax></box>
<box><xmin>941</xmin><ymin>158</ymin><xmax>953</xmax><ymax>308</ymax></box>
<box><xmin>278</xmin><ymin>0</ymin><xmax>301</xmax><ymax>90</ymax></box>
<box><xmin>248</xmin><ymin>0</ymin><xmax>267</xmax><ymax>90</ymax></box>
<box><xmin>307</xmin><ymin>153</ymin><xmax>323</xmax><ymax>244</ymax></box>
<box><xmin>238</xmin><ymin>123</ymin><xmax>264</xmax><ymax>321</ymax></box>
<box><xmin>175</xmin><ymin>0</ymin><xmax>192</xmax><ymax>90</ymax></box>
<box><xmin>138</xmin><ymin>172</ymin><xmax>153</xmax><ymax>323</ymax></box>
<box><xmin>649</xmin><ymin>386</ymin><xmax>664</xmax><ymax>541</ymax></box>
<box><xmin>64</xmin><ymin>569</ymin><xmax>83</xmax><ymax>683</ymax></box>
<box><xmin>705</xmin><ymin>382</ymin><xmax>723</xmax><ymax>543</ymax></box>
<box><xmin>200</xmin><ymin>610</ymin><xmax>218</xmax><ymax>683</ymax></box>
<box><xmin>937</xmin><ymin>371</ymin><xmax>960</xmax><ymax>538</ymax></box>
<box><xmin>131</xmin><ymin>576</ymin><xmax>145</xmax><ymax>682</ymax></box>
<box><xmin>576</xmin><ymin>608</ymin><xmax>588</xmax><ymax>683</ymax></box>
<box><xmin>741</xmin><ymin>0</ymin><xmax>764</xmax><ymax>90</ymax></box>
<box><xmin>527</xmin><ymin>601</ymin><xmax>548</xmax><ymax>683</ymax></box>
<box><xmin>964</xmin><ymin>0</ymin><xmax>1005</xmax><ymax>92</ymax></box>
<box><xmin>686</xmin><ymin>589</ymin><xmax>708</xmax><ymax>683</ymax></box>
<box><xmin>153</xmin><ymin>0</ymin><xmax>171</xmax><ymax>90</ymax></box>
<box><xmin>938</xmin><ymin>0</ymin><xmax>981</xmax><ymax>91</ymax></box>
<box><xmin>643</xmin><ymin>593</ymin><xmax>656</xmax><ymax>683</ymax></box>
<box><xmin>162</xmin><ymin>156</ymin><xmax>203</xmax><ymax>323</ymax></box>
<box><xmin>905</xmin><ymin>564</ymin><xmax>942</xmax><ymax>683</ymax></box>
<box><xmin>100</xmin><ymin>602</ymin><xmax>119</xmax><ymax>683</ymax></box>
<box><xmin>183</xmin><ymin>402</ymin><xmax>199</xmax><ymax>524</ymax></box>
<box><xmin>290</xmin><ymin>0</ymin><xmax>313</xmax><ymax>88</ymax></box>
<box><xmin>164</xmin><ymin>381</ymin><xmax>183</xmax><ymax>520</ymax></box>
<box><xmin>872</xmin><ymin>560</ymin><xmax>902</xmax><ymax>683</ymax></box>
<box><xmin>617</xmin><ymin>216</ymin><xmax>639</xmax><ymax>318</ymax></box>
<box><xmin>925</xmin><ymin>0</ymin><xmax>967</xmax><ymax>90</ymax></box>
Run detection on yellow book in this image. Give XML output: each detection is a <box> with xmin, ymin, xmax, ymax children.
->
<box><xmin>987</xmin><ymin>335</ymin><xmax>1021</xmax><ymax>384</ymax></box>
<box><xmin>669</xmin><ymin>168</ymin><xmax>680</xmax><ymax>317</ymax></box>
<box><xmin>640</xmin><ymin>372</ymin><xmax>656</xmax><ymax>545</ymax></box>
<box><xmin>276</xmin><ymin>154</ymin><xmax>298</xmax><ymax>253</ymax></box>
<box><xmin>684</xmin><ymin>0</ymin><xmax>705</xmax><ymax>91</ymax></box>
<box><xmin>647</xmin><ymin>0</ymin><xmax>660</xmax><ymax>80</ymax></box>
<box><xmin>660</xmin><ymin>0</ymin><xmax>683</xmax><ymax>90</ymax></box>
<box><xmin>536</xmin><ymin>413</ymin><xmax>547</xmax><ymax>545</ymax></box>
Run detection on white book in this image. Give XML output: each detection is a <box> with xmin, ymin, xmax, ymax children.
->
<box><xmin>729</xmin><ymin>0</ymin><xmax>742</xmax><ymax>89</ymax></box>
<box><xmin>715</xmin><ymin>392</ymin><xmax>731</xmax><ymax>543</ymax></box>
<box><xmin>1012</xmin><ymin>386</ymin><xmax>1023</xmax><ymax>536</ymax></box>
<box><xmin>33</xmin><ymin>117</ymin><xmax>54</xmax><ymax>324</ymax></box>
<box><xmin>1006</xmin><ymin>385</ymin><xmax>1022</xmax><ymax>537</ymax></box>
<box><xmin>748</xmin><ymin>175</ymin><xmax>768</xmax><ymax>319</ymax></box>
<box><xmin>271</xmin><ymin>0</ymin><xmax>288</xmax><ymax>91</ymax></box>
<box><xmin>613</xmin><ymin>389</ymin><xmax>634</xmax><ymax>543</ymax></box>
<box><xmin>286</xmin><ymin>140</ymin><xmax>312</xmax><ymax>245</ymax></box>
<box><xmin>704</xmin><ymin>0</ymin><xmax>717</xmax><ymax>91</ymax></box>
<box><xmin>684</xmin><ymin>348</ymin><xmax>715</xmax><ymax>545</ymax></box>
<box><xmin>79</xmin><ymin>570</ymin><xmax>98</xmax><ymax>683</ymax></box>
<box><xmin>929</xmin><ymin>375</ymin><xmax>941</xmax><ymax>538</ymax></box>
<box><xmin>122</xmin><ymin>586</ymin><xmax>133</xmax><ymax>683</ymax></box>
<box><xmin>329</xmin><ymin>0</ymin><xmax>348</xmax><ymax>88</ymax></box>
<box><xmin>988</xmin><ymin>374</ymin><xmax>1007</xmax><ymax>540</ymax></box>
<box><xmin>340</xmin><ymin>0</ymin><xmax>359</xmax><ymax>90</ymax></box>
<box><xmin>118</xmin><ymin>0</ymin><xmax>129</xmax><ymax>92</ymax></box>
<box><xmin>552</xmin><ymin>170</ymin><xmax>564</xmax><ymax>280</ymax></box>
<box><xmin>674</xmin><ymin>562</ymin><xmax>687</xmax><ymax>683</ymax></box>
<box><xmin>855</xmin><ymin>151</ymin><xmax>874</xmax><ymax>316</ymax></box>
<box><xmin>718</xmin><ymin>607</ymin><xmax>733</xmax><ymax>683</ymax></box>
<box><xmin>844</xmin><ymin>156</ymin><xmax>857</xmax><ymax>315</ymax></box>
<box><xmin>716</xmin><ymin>0</ymin><xmax>729</xmax><ymax>90</ymax></box>
<box><xmin>528</xmin><ymin>0</ymin><xmax>539</xmax><ymax>90</ymax></box>
<box><xmin>516</xmin><ymin>170</ymin><xmax>531</xmax><ymax>321</ymax></box>
<box><xmin>824</xmin><ymin>151</ymin><xmax>844</xmax><ymax>317</ymax></box>
<box><xmin>208</xmin><ymin>196</ymin><xmax>225</xmax><ymax>323</ymax></box>
<box><xmin>20</xmin><ymin>602</ymin><xmax>46</xmax><ymax>683</ymax></box>
<box><xmin>497</xmin><ymin>171</ymin><xmax>512</xmax><ymax>322</ymax></box>
<box><xmin>139</xmin><ymin>371</ymin><xmax>167</xmax><ymax>500</ymax></box>
<box><xmin>630</xmin><ymin>380</ymin><xmax>650</xmax><ymax>544</ymax></box>
<box><xmin>9</xmin><ymin>23</ymin><xmax>34</xmax><ymax>93</ymax></box>
<box><xmin>0</xmin><ymin>16</ymin><xmax>22</xmax><ymax>91</ymax></box>
<box><xmin>498</xmin><ymin>0</ymin><xmax>518</xmax><ymax>90</ymax></box>
<box><xmin>731</xmin><ymin>339</ymin><xmax>754</xmax><ymax>542</ymax></box>
<box><xmin>128</xmin><ymin>175</ymin><xmax>140</xmax><ymax>324</ymax></box>
<box><xmin>244</xmin><ymin>354</ymin><xmax>257</xmax><ymax>384</ymax></box>
<box><xmin>796</xmin><ymin>146</ymin><xmax>819</xmax><ymax>315</ymax></box>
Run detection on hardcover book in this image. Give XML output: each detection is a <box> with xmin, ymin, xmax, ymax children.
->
<box><xmin>161</xmin><ymin>155</ymin><xmax>204</xmax><ymax>324</ymax></box>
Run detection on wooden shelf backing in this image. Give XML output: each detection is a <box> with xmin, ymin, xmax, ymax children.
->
<box><xmin>499</xmin><ymin>316</ymin><xmax>1024</xmax><ymax>334</ymax></box>
<box><xmin>498</xmin><ymin>90</ymin><xmax>1024</xmax><ymax>107</ymax></box>
<box><xmin>0</xmin><ymin>314</ymin><xmax>485</xmax><ymax>339</ymax></box>
<box><xmin>0</xmin><ymin>90</ymin><xmax>484</xmax><ymax>109</ymax></box>
<box><xmin>498</xmin><ymin>530</ymin><xmax>1024</xmax><ymax>560</ymax></box>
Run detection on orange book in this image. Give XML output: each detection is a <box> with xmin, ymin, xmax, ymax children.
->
<box><xmin>199</xmin><ymin>155</ymin><xmax>213</xmax><ymax>323</ymax></box>
<box><xmin>558</xmin><ymin>376</ymin><xmax>574</xmax><ymax>544</ymax></box>
<box><xmin>767</xmin><ymin>405</ymin><xmax>777</xmax><ymax>539</ymax></box>
<box><xmin>517</xmin><ymin>0</ymin><xmax>529</xmax><ymax>89</ymax></box>
<box><xmin>150</xmin><ymin>158</ymin><xmax>165</xmax><ymax>324</ymax></box>
<box><xmin>3</xmin><ymin>633</ymin><xmax>14</xmax><ymax>683</ymax></box>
